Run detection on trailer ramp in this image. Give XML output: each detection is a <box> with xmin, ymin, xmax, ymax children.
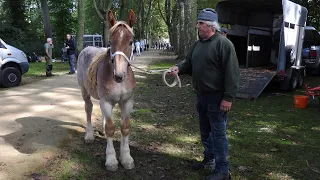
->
<box><xmin>236</xmin><ymin>68</ymin><xmax>277</xmax><ymax>99</ymax></box>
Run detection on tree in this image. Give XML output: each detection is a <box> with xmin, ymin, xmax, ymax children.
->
<box><xmin>119</xmin><ymin>0</ymin><xmax>127</xmax><ymax>21</ymax></box>
<box><xmin>92</xmin><ymin>0</ymin><xmax>113</xmax><ymax>46</ymax></box>
<box><xmin>76</xmin><ymin>0</ymin><xmax>85</xmax><ymax>52</ymax></box>
<box><xmin>38</xmin><ymin>0</ymin><xmax>52</xmax><ymax>38</ymax></box>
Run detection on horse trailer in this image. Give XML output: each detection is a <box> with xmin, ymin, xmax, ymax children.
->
<box><xmin>216</xmin><ymin>0</ymin><xmax>308</xmax><ymax>99</ymax></box>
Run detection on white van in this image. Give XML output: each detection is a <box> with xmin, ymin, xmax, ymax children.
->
<box><xmin>0</xmin><ymin>38</ymin><xmax>29</xmax><ymax>87</ymax></box>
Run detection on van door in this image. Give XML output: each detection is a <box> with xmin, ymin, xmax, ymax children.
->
<box><xmin>0</xmin><ymin>41</ymin><xmax>5</xmax><ymax>65</ymax></box>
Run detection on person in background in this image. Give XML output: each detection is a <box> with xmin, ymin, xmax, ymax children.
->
<box><xmin>44</xmin><ymin>38</ymin><xmax>54</xmax><ymax>77</ymax></box>
<box><xmin>220</xmin><ymin>27</ymin><xmax>228</xmax><ymax>37</ymax></box>
<box><xmin>65</xmin><ymin>34</ymin><xmax>76</xmax><ymax>74</ymax></box>
<box><xmin>135</xmin><ymin>40</ymin><xmax>141</xmax><ymax>56</ymax></box>
<box><xmin>169</xmin><ymin>8</ymin><xmax>239</xmax><ymax>180</ymax></box>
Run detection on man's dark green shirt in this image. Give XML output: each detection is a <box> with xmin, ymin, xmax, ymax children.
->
<box><xmin>177</xmin><ymin>33</ymin><xmax>240</xmax><ymax>101</ymax></box>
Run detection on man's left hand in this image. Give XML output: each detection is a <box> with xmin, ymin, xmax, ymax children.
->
<box><xmin>220</xmin><ymin>100</ymin><xmax>232</xmax><ymax>112</ymax></box>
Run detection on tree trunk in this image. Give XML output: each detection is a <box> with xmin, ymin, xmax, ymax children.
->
<box><xmin>178</xmin><ymin>0</ymin><xmax>185</xmax><ymax>59</ymax></box>
<box><xmin>119</xmin><ymin>0</ymin><xmax>127</xmax><ymax>21</ymax></box>
<box><xmin>76</xmin><ymin>0</ymin><xmax>85</xmax><ymax>53</ymax></box>
<box><xmin>93</xmin><ymin>0</ymin><xmax>113</xmax><ymax>46</ymax></box>
<box><xmin>184</xmin><ymin>0</ymin><xmax>197</xmax><ymax>55</ymax></box>
<box><xmin>39</xmin><ymin>0</ymin><xmax>52</xmax><ymax>38</ymax></box>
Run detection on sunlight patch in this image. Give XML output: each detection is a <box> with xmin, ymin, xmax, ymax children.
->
<box><xmin>258</xmin><ymin>126</ymin><xmax>274</xmax><ymax>133</ymax></box>
<box><xmin>139</xmin><ymin>124</ymin><xmax>157</xmax><ymax>131</ymax></box>
<box><xmin>311</xmin><ymin>127</ymin><xmax>320</xmax><ymax>131</ymax></box>
<box><xmin>30</xmin><ymin>105</ymin><xmax>55</xmax><ymax>112</ymax></box>
<box><xmin>160</xmin><ymin>143</ymin><xmax>183</xmax><ymax>155</ymax></box>
<box><xmin>268</xmin><ymin>172</ymin><xmax>292</xmax><ymax>179</ymax></box>
<box><xmin>175</xmin><ymin>135</ymin><xmax>198</xmax><ymax>143</ymax></box>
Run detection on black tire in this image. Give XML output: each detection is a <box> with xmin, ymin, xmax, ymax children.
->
<box><xmin>297</xmin><ymin>70</ymin><xmax>305</xmax><ymax>88</ymax></box>
<box><xmin>288</xmin><ymin>70</ymin><xmax>298</xmax><ymax>91</ymax></box>
<box><xmin>285</xmin><ymin>45</ymin><xmax>295</xmax><ymax>67</ymax></box>
<box><xmin>1</xmin><ymin>67</ymin><xmax>22</xmax><ymax>88</ymax></box>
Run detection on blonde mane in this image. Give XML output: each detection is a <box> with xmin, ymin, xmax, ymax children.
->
<box><xmin>86</xmin><ymin>48</ymin><xmax>110</xmax><ymax>93</ymax></box>
<box><xmin>109</xmin><ymin>21</ymin><xmax>134</xmax><ymax>36</ymax></box>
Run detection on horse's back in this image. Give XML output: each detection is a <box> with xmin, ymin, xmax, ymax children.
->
<box><xmin>77</xmin><ymin>46</ymin><xmax>107</xmax><ymax>92</ymax></box>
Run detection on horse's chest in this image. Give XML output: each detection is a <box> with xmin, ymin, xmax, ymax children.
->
<box><xmin>99</xmin><ymin>83</ymin><xmax>134</xmax><ymax>102</ymax></box>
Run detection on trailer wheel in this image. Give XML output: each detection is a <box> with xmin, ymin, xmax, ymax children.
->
<box><xmin>285</xmin><ymin>45</ymin><xmax>295</xmax><ymax>67</ymax></box>
<box><xmin>288</xmin><ymin>70</ymin><xmax>298</xmax><ymax>91</ymax></box>
<box><xmin>297</xmin><ymin>70</ymin><xmax>305</xmax><ymax>88</ymax></box>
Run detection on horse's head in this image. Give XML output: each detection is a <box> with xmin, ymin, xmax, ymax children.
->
<box><xmin>108</xmin><ymin>10</ymin><xmax>136</xmax><ymax>83</ymax></box>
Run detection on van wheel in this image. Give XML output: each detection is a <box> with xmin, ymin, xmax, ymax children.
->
<box><xmin>1</xmin><ymin>67</ymin><xmax>22</xmax><ymax>88</ymax></box>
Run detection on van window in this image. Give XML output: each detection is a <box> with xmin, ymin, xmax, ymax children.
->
<box><xmin>0</xmin><ymin>42</ymin><xmax>6</xmax><ymax>49</ymax></box>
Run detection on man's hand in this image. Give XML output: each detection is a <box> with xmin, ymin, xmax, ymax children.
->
<box><xmin>168</xmin><ymin>66</ymin><xmax>179</xmax><ymax>76</ymax></box>
<box><xmin>220</xmin><ymin>100</ymin><xmax>232</xmax><ymax>112</ymax></box>
<box><xmin>66</xmin><ymin>46</ymin><xmax>70</xmax><ymax>49</ymax></box>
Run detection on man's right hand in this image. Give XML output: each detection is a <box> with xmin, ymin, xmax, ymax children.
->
<box><xmin>168</xmin><ymin>66</ymin><xmax>179</xmax><ymax>76</ymax></box>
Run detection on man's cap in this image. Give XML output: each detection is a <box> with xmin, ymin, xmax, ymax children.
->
<box><xmin>197</xmin><ymin>8</ymin><xmax>218</xmax><ymax>22</ymax></box>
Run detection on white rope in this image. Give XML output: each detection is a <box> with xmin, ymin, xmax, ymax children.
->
<box><xmin>162</xmin><ymin>70</ymin><xmax>181</xmax><ymax>88</ymax></box>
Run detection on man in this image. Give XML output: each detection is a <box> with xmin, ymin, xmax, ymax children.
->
<box><xmin>134</xmin><ymin>40</ymin><xmax>141</xmax><ymax>56</ymax></box>
<box><xmin>169</xmin><ymin>8</ymin><xmax>239</xmax><ymax>180</ymax></box>
<box><xmin>44</xmin><ymin>38</ymin><xmax>54</xmax><ymax>77</ymax></box>
<box><xmin>65</xmin><ymin>34</ymin><xmax>76</xmax><ymax>74</ymax></box>
<box><xmin>220</xmin><ymin>27</ymin><xmax>228</xmax><ymax>37</ymax></box>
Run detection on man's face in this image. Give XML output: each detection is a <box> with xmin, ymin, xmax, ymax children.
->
<box><xmin>197</xmin><ymin>21</ymin><xmax>213</xmax><ymax>39</ymax></box>
<box><xmin>67</xmin><ymin>34</ymin><xmax>71</xmax><ymax>40</ymax></box>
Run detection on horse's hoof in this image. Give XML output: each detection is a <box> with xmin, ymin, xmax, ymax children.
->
<box><xmin>121</xmin><ymin>161</ymin><xmax>135</xmax><ymax>170</ymax></box>
<box><xmin>106</xmin><ymin>163</ymin><xmax>118</xmax><ymax>171</ymax></box>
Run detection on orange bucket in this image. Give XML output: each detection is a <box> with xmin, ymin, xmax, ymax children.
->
<box><xmin>294</xmin><ymin>95</ymin><xmax>309</xmax><ymax>109</ymax></box>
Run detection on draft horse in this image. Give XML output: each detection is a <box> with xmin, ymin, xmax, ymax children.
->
<box><xmin>77</xmin><ymin>10</ymin><xmax>136</xmax><ymax>171</ymax></box>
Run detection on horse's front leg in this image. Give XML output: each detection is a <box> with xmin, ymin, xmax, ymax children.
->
<box><xmin>119</xmin><ymin>98</ymin><xmax>135</xmax><ymax>169</ymax></box>
<box><xmin>100</xmin><ymin>99</ymin><xmax>118</xmax><ymax>171</ymax></box>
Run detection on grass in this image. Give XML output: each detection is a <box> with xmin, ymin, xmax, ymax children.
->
<box><xmin>19</xmin><ymin>61</ymin><xmax>70</xmax><ymax>86</ymax></box>
<box><xmin>31</xmin><ymin>58</ymin><xmax>320</xmax><ymax>180</ymax></box>
<box><xmin>25</xmin><ymin>61</ymin><xmax>70</xmax><ymax>77</ymax></box>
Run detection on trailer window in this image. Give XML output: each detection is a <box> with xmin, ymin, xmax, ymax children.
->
<box><xmin>284</xmin><ymin>22</ymin><xmax>289</xmax><ymax>27</ymax></box>
<box><xmin>290</xmin><ymin>24</ymin><xmax>295</xmax><ymax>29</ymax></box>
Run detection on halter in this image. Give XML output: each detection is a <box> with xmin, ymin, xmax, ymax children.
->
<box><xmin>109</xmin><ymin>45</ymin><xmax>134</xmax><ymax>64</ymax></box>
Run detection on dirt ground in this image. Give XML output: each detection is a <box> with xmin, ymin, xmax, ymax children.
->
<box><xmin>0</xmin><ymin>50</ymin><xmax>178</xmax><ymax>180</ymax></box>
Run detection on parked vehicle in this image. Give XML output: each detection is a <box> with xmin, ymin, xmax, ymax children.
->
<box><xmin>302</xmin><ymin>26</ymin><xmax>320</xmax><ymax>75</ymax></box>
<box><xmin>216</xmin><ymin>0</ymin><xmax>308</xmax><ymax>99</ymax></box>
<box><xmin>83</xmin><ymin>34</ymin><xmax>103</xmax><ymax>48</ymax></box>
<box><xmin>0</xmin><ymin>38</ymin><xmax>29</xmax><ymax>87</ymax></box>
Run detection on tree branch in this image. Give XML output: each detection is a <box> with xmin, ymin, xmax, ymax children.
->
<box><xmin>93</xmin><ymin>0</ymin><xmax>104</xmax><ymax>20</ymax></box>
<box><xmin>157</xmin><ymin>0</ymin><xmax>167</xmax><ymax>25</ymax></box>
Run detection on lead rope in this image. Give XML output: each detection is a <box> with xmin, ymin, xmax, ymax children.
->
<box><xmin>110</xmin><ymin>47</ymin><xmax>181</xmax><ymax>88</ymax></box>
<box><xmin>162</xmin><ymin>70</ymin><xmax>181</xmax><ymax>88</ymax></box>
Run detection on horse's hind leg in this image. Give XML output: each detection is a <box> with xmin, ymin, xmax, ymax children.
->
<box><xmin>81</xmin><ymin>88</ymin><xmax>94</xmax><ymax>143</ymax></box>
<box><xmin>100</xmin><ymin>99</ymin><xmax>118</xmax><ymax>171</ymax></box>
<box><xmin>119</xmin><ymin>98</ymin><xmax>135</xmax><ymax>169</ymax></box>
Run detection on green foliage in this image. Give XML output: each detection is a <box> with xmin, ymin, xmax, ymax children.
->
<box><xmin>84</xmin><ymin>0</ymin><xmax>103</xmax><ymax>35</ymax></box>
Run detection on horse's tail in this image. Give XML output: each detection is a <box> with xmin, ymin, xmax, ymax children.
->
<box><xmin>86</xmin><ymin>48</ymin><xmax>109</xmax><ymax>93</ymax></box>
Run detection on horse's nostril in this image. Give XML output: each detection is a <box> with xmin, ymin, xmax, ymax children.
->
<box><xmin>114</xmin><ymin>75</ymin><xmax>123</xmax><ymax>82</ymax></box>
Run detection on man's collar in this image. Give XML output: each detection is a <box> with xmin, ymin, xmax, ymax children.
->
<box><xmin>200</xmin><ymin>32</ymin><xmax>217</xmax><ymax>42</ymax></box>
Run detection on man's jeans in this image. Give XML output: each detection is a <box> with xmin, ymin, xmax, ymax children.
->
<box><xmin>196</xmin><ymin>92</ymin><xmax>229</xmax><ymax>174</ymax></box>
<box><xmin>69</xmin><ymin>54</ymin><xmax>75</xmax><ymax>73</ymax></box>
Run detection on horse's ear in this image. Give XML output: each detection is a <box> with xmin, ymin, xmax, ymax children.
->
<box><xmin>127</xmin><ymin>9</ymin><xmax>136</xmax><ymax>27</ymax></box>
<box><xmin>107</xmin><ymin>10</ymin><xmax>116</xmax><ymax>28</ymax></box>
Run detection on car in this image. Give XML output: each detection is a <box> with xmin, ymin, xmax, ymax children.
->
<box><xmin>302</xmin><ymin>26</ymin><xmax>320</xmax><ymax>75</ymax></box>
<box><xmin>0</xmin><ymin>38</ymin><xmax>29</xmax><ymax>87</ymax></box>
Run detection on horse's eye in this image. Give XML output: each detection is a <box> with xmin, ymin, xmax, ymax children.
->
<box><xmin>129</xmin><ymin>41</ymin><xmax>133</xmax><ymax>45</ymax></box>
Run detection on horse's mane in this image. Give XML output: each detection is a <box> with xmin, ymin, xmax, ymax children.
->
<box><xmin>109</xmin><ymin>21</ymin><xmax>134</xmax><ymax>36</ymax></box>
<box><xmin>87</xmin><ymin>48</ymin><xmax>110</xmax><ymax>93</ymax></box>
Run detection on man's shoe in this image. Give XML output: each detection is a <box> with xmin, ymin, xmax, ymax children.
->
<box><xmin>191</xmin><ymin>158</ymin><xmax>215</xmax><ymax>171</ymax></box>
<box><xmin>205</xmin><ymin>172</ymin><xmax>230</xmax><ymax>180</ymax></box>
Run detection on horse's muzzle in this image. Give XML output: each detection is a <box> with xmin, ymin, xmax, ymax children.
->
<box><xmin>114</xmin><ymin>74</ymin><xmax>124</xmax><ymax>83</ymax></box>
